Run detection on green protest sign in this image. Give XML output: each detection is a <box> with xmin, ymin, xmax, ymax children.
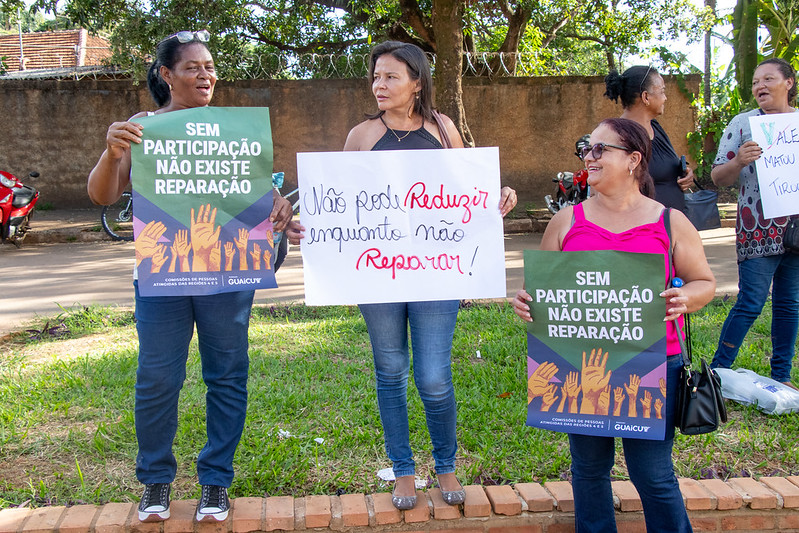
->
<box><xmin>130</xmin><ymin>107</ymin><xmax>277</xmax><ymax>296</ymax></box>
<box><xmin>524</xmin><ymin>250</ymin><xmax>668</xmax><ymax>439</ymax></box>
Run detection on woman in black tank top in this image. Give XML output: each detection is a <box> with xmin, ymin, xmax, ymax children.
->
<box><xmin>287</xmin><ymin>41</ymin><xmax>516</xmax><ymax>511</ymax></box>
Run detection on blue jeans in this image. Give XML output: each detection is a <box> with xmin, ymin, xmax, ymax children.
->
<box><xmin>569</xmin><ymin>354</ymin><xmax>691</xmax><ymax>533</ymax></box>
<box><xmin>358</xmin><ymin>300</ymin><xmax>460</xmax><ymax>478</ymax></box>
<box><xmin>133</xmin><ymin>281</ymin><xmax>254</xmax><ymax>487</ymax></box>
<box><xmin>711</xmin><ymin>253</ymin><xmax>799</xmax><ymax>383</ymax></box>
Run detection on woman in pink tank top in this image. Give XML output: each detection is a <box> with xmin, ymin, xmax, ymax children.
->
<box><xmin>513</xmin><ymin>118</ymin><xmax>715</xmax><ymax>532</ymax></box>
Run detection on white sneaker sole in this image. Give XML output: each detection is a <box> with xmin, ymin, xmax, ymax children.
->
<box><xmin>138</xmin><ymin>509</ymin><xmax>170</xmax><ymax>522</ymax></box>
<box><xmin>196</xmin><ymin>509</ymin><xmax>229</xmax><ymax>522</ymax></box>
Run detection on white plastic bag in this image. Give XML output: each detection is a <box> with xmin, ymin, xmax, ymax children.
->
<box><xmin>714</xmin><ymin>368</ymin><xmax>799</xmax><ymax>415</ymax></box>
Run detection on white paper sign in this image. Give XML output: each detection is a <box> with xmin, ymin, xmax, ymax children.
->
<box><xmin>296</xmin><ymin>147</ymin><xmax>506</xmax><ymax>305</ymax></box>
<box><xmin>749</xmin><ymin>112</ymin><xmax>799</xmax><ymax>219</ymax></box>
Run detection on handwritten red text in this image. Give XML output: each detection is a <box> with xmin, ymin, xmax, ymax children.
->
<box><xmin>356</xmin><ymin>248</ymin><xmax>464</xmax><ymax>279</ymax></box>
<box><xmin>404</xmin><ymin>183</ymin><xmax>489</xmax><ymax>223</ymax></box>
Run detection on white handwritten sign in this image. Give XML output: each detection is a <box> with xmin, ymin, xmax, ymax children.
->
<box><xmin>296</xmin><ymin>147</ymin><xmax>506</xmax><ymax>305</ymax></box>
<box><xmin>749</xmin><ymin>112</ymin><xmax>799</xmax><ymax>219</ymax></box>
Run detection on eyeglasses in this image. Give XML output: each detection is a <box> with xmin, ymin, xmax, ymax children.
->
<box><xmin>579</xmin><ymin>142</ymin><xmax>632</xmax><ymax>160</ymax></box>
<box><xmin>161</xmin><ymin>30</ymin><xmax>211</xmax><ymax>45</ymax></box>
<box><xmin>639</xmin><ymin>65</ymin><xmax>653</xmax><ymax>93</ymax></box>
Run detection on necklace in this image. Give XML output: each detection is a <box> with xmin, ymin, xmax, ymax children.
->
<box><xmin>381</xmin><ymin>116</ymin><xmax>416</xmax><ymax>142</ymax></box>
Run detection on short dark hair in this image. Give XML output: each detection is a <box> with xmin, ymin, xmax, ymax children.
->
<box><xmin>146</xmin><ymin>37</ymin><xmax>211</xmax><ymax>107</ymax></box>
<box><xmin>367</xmin><ymin>41</ymin><xmax>434</xmax><ymax>122</ymax></box>
<box><xmin>598</xmin><ymin>117</ymin><xmax>656</xmax><ymax>199</ymax></box>
<box><xmin>604</xmin><ymin>65</ymin><xmax>659</xmax><ymax>109</ymax></box>
<box><xmin>756</xmin><ymin>57</ymin><xmax>797</xmax><ymax>105</ymax></box>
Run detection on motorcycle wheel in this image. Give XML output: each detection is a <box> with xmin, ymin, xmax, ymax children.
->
<box><xmin>555</xmin><ymin>191</ymin><xmax>572</xmax><ymax>211</ymax></box>
<box><xmin>10</xmin><ymin>213</ymin><xmax>31</xmax><ymax>248</ymax></box>
<box><xmin>101</xmin><ymin>191</ymin><xmax>134</xmax><ymax>241</ymax></box>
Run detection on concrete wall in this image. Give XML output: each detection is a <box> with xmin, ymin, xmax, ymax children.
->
<box><xmin>0</xmin><ymin>75</ymin><xmax>699</xmax><ymax>208</ymax></box>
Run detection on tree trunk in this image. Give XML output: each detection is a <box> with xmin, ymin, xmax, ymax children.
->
<box><xmin>732</xmin><ymin>0</ymin><xmax>758</xmax><ymax>106</ymax></box>
<box><xmin>703</xmin><ymin>0</ymin><xmax>716</xmax><ymax>108</ymax></box>
<box><xmin>432</xmin><ymin>0</ymin><xmax>473</xmax><ymax>146</ymax></box>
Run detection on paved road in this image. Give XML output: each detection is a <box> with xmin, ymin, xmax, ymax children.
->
<box><xmin>0</xmin><ymin>228</ymin><xmax>739</xmax><ymax>337</ymax></box>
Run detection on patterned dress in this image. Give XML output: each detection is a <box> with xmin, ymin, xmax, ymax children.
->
<box><xmin>714</xmin><ymin>108</ymin><xmax>797</xmax><ymax>262</ymax></box>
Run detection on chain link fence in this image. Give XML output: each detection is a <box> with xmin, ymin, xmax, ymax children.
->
<box><xmin>1</xmin><ymin>49</ymin><xmax>545</xmax><ymax>80</ymax></box>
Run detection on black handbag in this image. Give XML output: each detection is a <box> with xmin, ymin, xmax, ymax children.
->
<box><xmin>784</xmin><ymin>218</ymin><xmax>799</xmax><ymax>255</ymax></box>
<box><xmin>684</xmin><ymin>183</ymin><xmax>721</xmax><ymax>231</ymax></box>
<box><xmin>663</xmin><ymin>208</ymin><xmax>727</xmax><ymax>435</ymax></box>
<box><xmin>675</xmin><ymin>315</ymin><xmax>728</xmax><ymax>435</ymax></box>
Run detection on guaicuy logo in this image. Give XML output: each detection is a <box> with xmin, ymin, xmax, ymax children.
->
<box><xmin>227</xmin><ymin>276</ymin><xmax>262</xmax><ymax>286</ymax></box>
<box><xmin>613</xmin><ymin>423</ymin><xmax>651</xmax><ymax>433</ymax></box>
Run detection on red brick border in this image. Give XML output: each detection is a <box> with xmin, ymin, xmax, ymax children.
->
<box><xmin>2</xmin><ymin>477</ymin><xmax>798</xmax><ymax>532</ymax></box>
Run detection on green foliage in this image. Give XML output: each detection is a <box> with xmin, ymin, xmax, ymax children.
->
<box><xmin>687</xmin><ymin>83</ymin><xmax>746</xmax><ymax>183</ymax></box>
<box><xmin>758</xmin><ymin>0</ymin><xmax>799</xmax><ymax>68</ymax></box>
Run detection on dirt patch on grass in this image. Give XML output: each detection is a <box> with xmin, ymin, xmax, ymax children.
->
<box><xmin>0</xmin><ymin>329</ymin><xmax>137</xmax><ymax>368</ymax></box>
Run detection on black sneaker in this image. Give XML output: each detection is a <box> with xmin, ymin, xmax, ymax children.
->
<box><xmin>138</xmin><ymin>483</ymin><xmax>171</xmax><ymax>522</ymax></box>
<box><xmin>196</xmin><ymin>485</ymin><xmax>230</xmax><ymax>522</ymax></box>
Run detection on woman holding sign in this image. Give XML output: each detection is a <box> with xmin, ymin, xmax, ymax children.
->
<box><xmin>289</xmin><ymin>41</ymin><xmax>516</xmax><ymax>510</ymax></box>
<box><xmin>512</xmin><ymin>118</ymin><xmax>715</xmax><ymax>532</ymax></box>
<box><xmin>87</xmin><ymin>31</ymin><xmax>292</xmax><ymax>523</ymax></box>
<box><xmin>709</xmin><ymin>58</ymin><xmax>799</xmax><ymax>388</ymax></box>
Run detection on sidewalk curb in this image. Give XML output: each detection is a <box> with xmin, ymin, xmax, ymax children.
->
<box><xmin>1</xmin><ymin>477</ymin><xmax>797</xmax><ymax>532</ymax></box>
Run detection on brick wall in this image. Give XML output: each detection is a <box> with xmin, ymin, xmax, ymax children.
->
<box><xmin>0</xmin><ymin>75</ymin><xmax>699</xmax><ymax>208</ymax></box>
<box><xmin>1</xmin><ymin>476</ymin><xmax>797</xmax><ymax>532</ymax></box>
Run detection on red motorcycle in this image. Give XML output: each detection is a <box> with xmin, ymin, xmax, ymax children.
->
<box><xmin>544</xmin><ymin>135</ymin><xmax>591</xmax><ymax>215</ymax></box>
<box><xmin>0</xmin><ymin>170</ymin><xmax>39</xmax><ymax>248</ymax></box>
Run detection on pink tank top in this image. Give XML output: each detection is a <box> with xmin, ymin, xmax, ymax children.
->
<box><xmin>562</xmin><ymin>203</ymin><xmax>683</xmax><ymax>355</ymax></box>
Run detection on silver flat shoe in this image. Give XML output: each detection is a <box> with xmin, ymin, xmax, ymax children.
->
<box><xmin>441</xmin><ymin>478</ymin><xmax>465</xmax><ymax>506</ymax></box>
<box><xmin>391</xmin><ymin>485</ymin><xmax>417</xmax><ymax>510</ymax></box>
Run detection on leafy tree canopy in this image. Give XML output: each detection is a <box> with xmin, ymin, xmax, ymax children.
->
<box><xmin>1</xmin><ymin>0</ymin><xmax>712</xmax><ymax>77</ymax></box>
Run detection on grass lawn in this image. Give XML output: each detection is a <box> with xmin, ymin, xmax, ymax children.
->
<box><xmin>0</xmin><ymin>299</ymin><xmax>797</xmax><ymax>508</ymax></box>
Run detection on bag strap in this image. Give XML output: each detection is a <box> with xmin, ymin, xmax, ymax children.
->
<box><xmin>432</xmin><ymin>110</ymin><xmax>453</xmax><ymax>149</ymax></box>
<box><xmin>664</xmin><ymin>208</ymin><xmax>693</xmax><ymax>369</ymax></box>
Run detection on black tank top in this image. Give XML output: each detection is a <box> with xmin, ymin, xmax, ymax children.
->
<box><xmin>371</xmin><ymin>116</ymin><xmax>443</xmax><ymax>151</ymax></box>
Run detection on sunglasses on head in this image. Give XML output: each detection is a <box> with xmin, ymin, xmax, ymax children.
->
<box><xmin>161</xmin><ymin>30</ymin><xmax>211</xmax><ymax>45</ymax></box>
<box><xmin>579</xmin><ymin>142</ymin><xmax>632</xmax><ymax>160</ymax></box>
<box><xmin>639</xmin><ymin>64</ymin><xmax>653</xmax><ymax>93</ymax></box>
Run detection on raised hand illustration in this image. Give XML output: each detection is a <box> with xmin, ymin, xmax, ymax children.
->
<box><xmin>150</xmin><ymin>244</ymin><xmax>168</xmax><ymax>273</ymax></box>
<box><xmin>263</xmin><ymin>248</ymin><xmax>272</xmax><ymax>270</ymax></box>
<box><xmin>250</xmin><ymin>242</ymin><xmax>262</xmax><ymax>270</ymax></box>
<box><xmin>135</xmin><ymin>220</ymin><xmax>167</xmax><ymax>267</ymax></box>
<box><xmin>613</xmin><ymin>386</ymin><xmax>625</xmax><ymax>417</ymax></box>
<box><xmin>190</xmin><ymin>204</ymin><xmax>221</xmax><ymax>272</ymax></box>
<box><xmin>654</xmin><ymin>398</ymin><xmax>663</xmax><ymax>420</ymax></box>
<box><xmin>209</xmin><ymin>241</ymin><xmax>222</xmax><ymax>272</ymax></box>
<box><xmin>266</xmin><ymin>229</ymin><xmax>274</xmax><ymax>249</ymax></box>
<box><xmin>625</xmin><ymin>374</ymin><xmax>641</xmax><ymax>418</ymax></box>
<box><xmin>659</xmin><ymin>377</ymin><xmax>667</xmax><ymax>399</ymax></box>
<box><xmin>224</xmin><ymin>242</ymin><xmax>235</xmax><ymax>271</ymax></box>
<box><xmin>579</xmin><ymin>348</ymin><xmax>612</xmax><ymax>415</ymax></box>
<box><xmin>528</xmin><ymin>361</ymin><xmax>559</xmax><ymax>403</ymax></box>
<box><xmin>563</xmin><ymin>371</ymin><xmax>581</xmax><ymax>414</ymax></box>
<box><xmin>170</xmin><ymin>230</ymin><xmax>190</xmax><ymax>272</ymax></box>
<box><xmin>598</xmin><ymin>385</ymin><xmax>611</xmax><ymax>416</ymax></box>
<box><xmin>640</xmin><ymin>389</ymin><xmax>652</xmax><ymax>419</ymax></box>
<box><xmin>541</xmin><ymin>384</ymin><xmax>559</xmax><ymax>412</ymax></box>
<box><xmin>235</xmin><ymin>228</ymin><xmax>249</xmax><ymax>270</ymax></box>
